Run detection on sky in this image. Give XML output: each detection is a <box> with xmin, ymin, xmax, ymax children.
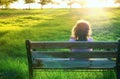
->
<box><xmin>9</xmin><ymin>0</ymin><xmax>118</xmax><ymax>9</ymax></box>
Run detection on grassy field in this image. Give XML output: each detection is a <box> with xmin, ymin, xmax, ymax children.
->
<box><xmin>0</xmin><ymin>8</ymin><xmax>120</xmax><ymax>79</ymax></box>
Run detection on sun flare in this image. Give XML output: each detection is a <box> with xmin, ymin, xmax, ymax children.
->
<box><xmin>86</xmin><ymin>0</ymin><xmax>104</xmax><ymax>8</ymax></box>
<box><xmin>71</xmin><ymin>0</ymin><xmax>115</xmax><ymax>8</ymax></box>
<box><xmin>85</xmin><ymin>0</ymin><xmax>115</xmax><ymax>8</ymax></box>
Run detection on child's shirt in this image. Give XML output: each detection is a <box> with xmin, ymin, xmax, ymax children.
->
<box><xmin>69</xmin><ymin>37</ymin><xmax>93</xmax><ymax>52</ymax></box>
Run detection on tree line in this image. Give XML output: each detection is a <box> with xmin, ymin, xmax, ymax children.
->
<box><xmin>0</xmin><ymin>0</ymin><xmax>120</xmax><ymax>9</ymax></box>
<box><xmin>0</xmin><ymin>0</ymin><xmax>53</xmax><ymax>9</ymax></box>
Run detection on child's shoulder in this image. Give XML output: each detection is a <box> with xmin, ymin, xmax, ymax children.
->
<box><xmin>69</xmin><ymin>37</ymin><xmax>93</xmax><ymax>42</ymax></box>
<box><xmin>69</xmin><ymin>37</ymin><xmax>76</xmax><ymax>42</ymax></box>
<box><xmin>88</xmin><ymin>37</ymin><xmax>93</xmax><ymax>42</ymax></box>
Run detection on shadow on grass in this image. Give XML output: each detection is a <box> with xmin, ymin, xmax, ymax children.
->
<box><xmin>0</xmin><ymin>57</ymin><xmax>28</xmax><ymax>79</ymax></box>
<box><xmin>0</xmin><ymin>31</ymin><xmax>9</xmax><ymax>37</ymax></box>
<box><xmin>0</xmin><ymin>70</ymin><xmax>28</xmax><ymax>79</ymax></box>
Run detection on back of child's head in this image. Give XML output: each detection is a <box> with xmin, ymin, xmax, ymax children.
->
<box><xmin>71</xmin><ymin>20</ymin><xmax>92</xmax><ymax>41</ymax></box>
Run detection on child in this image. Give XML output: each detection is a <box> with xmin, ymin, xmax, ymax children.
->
<box><xmin>69</xmin><ymin>20</ymin><xmax>93</xmax><ymax>60</ymax></box>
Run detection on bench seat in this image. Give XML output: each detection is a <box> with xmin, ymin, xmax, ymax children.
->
<box><xmin>26</xmin><ymin>40</ymin><xmax>120</xmax><ymax>79</ymax></box>
<box><xmin>33</xmin><ymin>58</ymin><xmax>116</xmax><ymax>69</ymax></box>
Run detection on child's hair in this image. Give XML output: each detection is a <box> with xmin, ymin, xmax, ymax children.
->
<box><xmin>71</xmin><ymin>20</ymin><xmax>92</xmax><ymax>41</ymax></box>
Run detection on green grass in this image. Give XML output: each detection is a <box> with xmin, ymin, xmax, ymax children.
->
<box><xmin>33</xmin><ymin>70</ymin><xmax>116</xmax><ymax>79</ymax></box>
<box><xmin>0</xmin><ymin>8</ymin><xmax>120</xmax><ymax>79</ymax></box>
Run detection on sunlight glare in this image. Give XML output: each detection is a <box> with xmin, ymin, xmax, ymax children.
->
<box><xmin>72</xmin><ymin>3</ymin><xmax>81</xmax><ymax>8</ymax></box>
<box><xmin>86</xmin><ymin>0</ymin><xmax>115</xmax><ymax>8</ymax></box>
<box><xmin>10</xmin><ymin>0</ymin><xmax>116</xmax><ymax>9</ymax></box>
<box><xmin>86</xmin><ymin>0</ymin><xmax>104</xmax><ymax>8</ymax></box>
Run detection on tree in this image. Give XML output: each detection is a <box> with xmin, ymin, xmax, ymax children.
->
<box><xmin>38</xmin><ymin>0</ymin><xmax>52</xmax><ymax>9</ymax></box>
<box><xmin>50</xmin><ymin>1</ymin><xmax>60</xmax><ymax>8</ymax></box>
<box><xmin>67</xmin><ymin>0</ymin><xmax>87</xmax><ymax>8</ymax></box>
<box><xmin>115</xmin><ymin>0</ymin><xmax>120</xmax><ymax>7</ymax></box>
<box><xmin>0</xmin><ymin>0</ymin><xmax>18</xmax><ymax>9</ymax></box>
<box><xmin>77</xmin><ymin>0</ymin><xmax>87</xmax><ymax>8</ymax></box>
<box><xmin>24</xmin><ymin>0</ymin><xmax>35</xmax><ymax>9</ymax></box>
<box><xmin>115</xmin><ymin>0</ymin><xmax>120</xmax><ymax>3</ymax></box>
<box><xmin>0</xmin><ymin>0</ymin><xmax>4</xmax><ymax>9</ymax></box>
<box><xmin>67</xmin><ymin>0</ymin><xmax>74</xmax><ymax>9</ymax></box>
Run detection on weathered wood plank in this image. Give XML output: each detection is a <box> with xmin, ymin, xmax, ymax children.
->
<box><xmin>30</xmin><ymin>41</ymin><xmax>118</xmax><ymax>49</ymax></box>
<box><xmin>32</xmin><ymin>51</ymin><xmax>117</xmax><ymax>58</ymax></box>
<box><xmin>32</xmin><ymin>59</ymin><xmax>116</xmax><ymax>69</ymax></box>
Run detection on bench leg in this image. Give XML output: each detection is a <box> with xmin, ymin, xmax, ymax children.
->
<box><xmin>117</xmin><ymin>72</ymin><xmax>120</xmax><ymax>79</ymax></box>
<box><xmin>116</xmin><ymin>60</ymin><xmax>120</xmax><ymax>79</ymax></box>
<box><xmin>29</xmin><ymin>70</ymin><xmax>33</xmax><ymax>79</ymax></box>
<box><xmin>117</xmin><ymin>40</ymin><xmax>120</xmax><ymax>79</ymax></box>
<box><xmin>28</xmin><ymin>64</ymin><xmax>33</xmax><ymax>79</ymax></box>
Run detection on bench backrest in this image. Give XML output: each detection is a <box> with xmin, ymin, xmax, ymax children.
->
<box><xmin>25</xmin><ymin>40</ymin><xmax>120</xmax><ymax>79</ymax></box>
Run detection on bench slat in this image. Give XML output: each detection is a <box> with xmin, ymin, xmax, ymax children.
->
<box><xmin>32</xmin><ymin>51</ymin><xmax>117</xmax><ymax>58</ymax></box>
<box><xmin>30</xmin><ymin>41</ymin><xmax>118</xmax><ymax>49</ymax></box>
<box><xmin>32</xmin><ymin>59</ymin><xmax>116</xmax><ymax>69</ymax></box>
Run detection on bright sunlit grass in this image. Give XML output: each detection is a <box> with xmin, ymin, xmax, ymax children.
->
<box><xmin>0</xmin><ymin>26</ymin><xmax>23</xmax><ymax>31</ymax></box>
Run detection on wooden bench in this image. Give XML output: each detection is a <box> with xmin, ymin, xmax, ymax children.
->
<box><xmin>25</xmin><ymin>40</ymin><xmax>120</xmax><ymax>79</ymax></box>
